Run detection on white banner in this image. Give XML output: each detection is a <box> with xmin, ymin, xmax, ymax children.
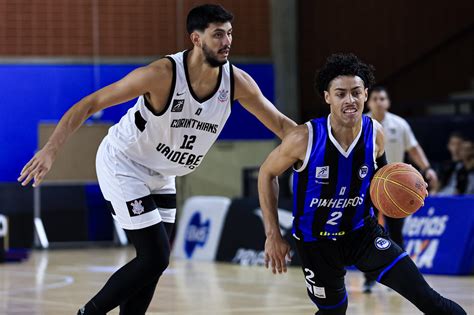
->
<box><xmin>172</xmin><ymin>196</ymin><xmax>231</xmax><ymax>261</ymax></box>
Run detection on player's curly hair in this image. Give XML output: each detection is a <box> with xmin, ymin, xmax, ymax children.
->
<box><xmin>315</xmin><ymin>53</ymin><xmax>376</xmax><ymax>98</ymax></box>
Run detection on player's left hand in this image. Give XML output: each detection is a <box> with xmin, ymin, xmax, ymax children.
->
<box><xmin>264</xmin><ymin>234</ymin><xmax>291</xmax><ymax>274</ymax></box>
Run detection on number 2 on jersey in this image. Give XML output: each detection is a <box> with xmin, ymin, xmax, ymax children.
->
<box><xmin>180</xmin><ymin>135</ymin><xmax>196</xmax><ymax>150</ymax></box>
<box><xmin>326</xmin><ymin>211</ymin><xmax>342</xmax><ymax>226</ymax></box>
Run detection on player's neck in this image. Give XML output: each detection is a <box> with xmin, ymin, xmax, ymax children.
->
<box><xmin>329</xmin><ymin>115</ymin><xmax>362</xmax><ymax>150</ymax></box>
<box><xmin>187</xmin><ymin>49</ymin><xmax>220</xmax><ymax>81</ymax></box>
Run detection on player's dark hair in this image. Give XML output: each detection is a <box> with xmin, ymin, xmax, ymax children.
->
<box><xmin>186</xmin><ymin>4</ymin><xmax>234</xmax><ymax>34</ymax></box>
<box><xmin>315</xmin><ymin>53</ymin><xmax>376</xmax><ymax>98</ymax></box>
<box><xmin>368</xmin><ymin>85</ymin><xmax>389</xmax><ymax>99</ymax></box>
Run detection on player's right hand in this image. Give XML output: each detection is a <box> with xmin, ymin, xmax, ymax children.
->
<box><xmin>264</xmin><ymin>234</ymin><xmax>291</xmax><ymax>274</ymax></box>
<box><xmin>18</xmin><ymin>148</ymin><xmax>56</xmax><ymax>187</ymax></box>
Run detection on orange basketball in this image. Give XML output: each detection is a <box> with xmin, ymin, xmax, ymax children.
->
<box><xmin>370</xmin><ymin>163</ymin><xmax>428</xmax><ymax>218</ymax></box>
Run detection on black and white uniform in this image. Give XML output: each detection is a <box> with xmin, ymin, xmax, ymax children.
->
<box><xmin>96</xmin><ymin>50</ymin><xmax>233</xmax><ymax>230</ymax></box>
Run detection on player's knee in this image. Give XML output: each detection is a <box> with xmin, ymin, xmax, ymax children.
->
<box><xmin>310</xmin><ymin>290</ymin><xmax>348</xmax><ymax>315</ymax></box>
<box><xmin>139</xmin><ymin>250</ymin><xmax>170</xmax><ymax>279</ymax></box>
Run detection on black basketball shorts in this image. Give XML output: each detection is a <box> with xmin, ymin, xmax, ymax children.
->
<box><xmin>294</xmin><ymin>217</ymin><xmax>406</xmax><ymax>310</ymax></box>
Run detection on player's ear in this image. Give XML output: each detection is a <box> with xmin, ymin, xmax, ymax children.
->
<box><xmin>364</xmin><ymin>88</ymin><xmax>368</xmax><ymax>102</ymax></box>
<box><xmin>324</xmin><ymin>91</ymin><xmax>331</xmax><ymax>105</ymax></box>
<box><xmin>190</xmin><ymin>31</ymin><xmax>202</xmax><ymax>48</ymax></box>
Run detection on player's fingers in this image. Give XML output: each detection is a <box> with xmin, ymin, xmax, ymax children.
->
<box><xmin>280</xmin><ymin>256</ymin><xmax>287</xmax><ymax>273</ymax></box>
<box><xmin>33</xmin><ymin>169</ymin><xmax>47</xmax><ymax>187</ymax></box>
<box><xmin>20</xmin><ymin>158</ymin><xmax>37</xmax><ymax>175</ymax></box>
<box><xmin>264</xmin><ymin>253</ymin><xmax>270</xmax><ymax>269</ymax></box>
<box><xmin>274</xmin><ymin>255</ymin><xmax>283</xmax><ymax>274</ymax></box>
<box><xmin>270</xmin><ymin>257</ymin><xmax>277</xmax><ymax>274</ymax></box>
<box><xmin>21</xmin><ymin>167</ymin><xmax>38</xmax><ymax>186</ymax></box>
<box><xmin>18</xmin><ymin>161</ymin><xmax>37</xmax><ymax>181</ymax></box>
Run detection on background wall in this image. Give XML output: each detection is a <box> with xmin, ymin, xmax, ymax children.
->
<box><xmin>0</xmin><ymin>0</ymin><xmax>270</xmax><ymax>57</ymax></box>
<box><xmin>297</xmin><ymin>0</ymin><xmax>474</xmax><ymax>118</ymax></box>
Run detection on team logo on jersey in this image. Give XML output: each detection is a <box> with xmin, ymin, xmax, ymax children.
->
<box><xmin>218</xmin><ymin>89</ymin><xmax>229</xmax><ymax>102</ymax></box>
<box><xmin>171</xmin><ymin>99</ymin><xmax>185</xmax><ymax>112</ymax></box>
<box><xmin>130</xmin><ymin>200</ymin><xmax>145</xmax><ymax>215</ymax></box>
<box><xmin>374</xmin><ymin>237</ymin><xmax>391</xmax><ymax>250</ymax></box>
<box><xmin>358</xmin><ymin>164</ymin><xmax>369</xmax><ymax>179</ymax></box>
<box><xmin>315</xmin><ymin>166</ymin><xmax>329</xmax><ymax>179</ymax></box>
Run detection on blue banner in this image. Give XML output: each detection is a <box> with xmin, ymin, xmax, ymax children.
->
<box><xmin>403</xmin><ymin>196</ymin><xmax>474</xmax><ymax>275</ymax></box>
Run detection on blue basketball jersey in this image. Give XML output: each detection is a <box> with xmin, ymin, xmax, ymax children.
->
<box><xmin>292</xmin><ymin>115</ymin><xmax>377</xmax><ymax>242</ymax></box>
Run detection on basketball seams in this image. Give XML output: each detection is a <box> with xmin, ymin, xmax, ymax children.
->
<box><xmin>385</xmin><ymin>169</ymin><xmax>425</xmax><ymax>182</ymax></box>
<box><xmin>373</xmin><ymin>176</ymin><xmax>425</xmax><ymax>203</ymax></box>
<box><xmin>381</xmin><ymin>178</ymin><xmax>411</xmax><ymax>216</ymax></box>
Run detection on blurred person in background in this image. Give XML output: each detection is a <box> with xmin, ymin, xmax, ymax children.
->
<box><xmin>439</xmin><ymin>139</ymin><xmax>474</xmax><ymax>195</ymax></box>
<box><xmin>438</xmin><ymin>131</ymin><xmax>466</xmax><ymax>189</ymax></box>
<box><xmin>364</xmin><ymin>86</ymin><xmax>439</xmax><ymax>293</ymax></box>
<box><xmin>17</xmin><ymin>4</ymin><xmax>296</xmax><ymax>315</ymax></box>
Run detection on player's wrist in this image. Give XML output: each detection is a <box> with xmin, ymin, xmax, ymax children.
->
<box><xmin>265</xmin><ymin>229</ymin><xmax>283</xmax><ymax>239</ymax></box>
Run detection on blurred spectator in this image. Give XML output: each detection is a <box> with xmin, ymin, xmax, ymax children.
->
<box><xmin>438</xmin><ymin>131</ymin><xmax>465</xmax><ymax>188</ymax></box>
<box><xmin>367</xmin><ymin>86</ymin><xmax>439</xmax><ymax>191</ymax></box>
<box><xmin>439</xmin><ymin>139</ymin><xmax>474</xmax><ymax>195</ymax></box>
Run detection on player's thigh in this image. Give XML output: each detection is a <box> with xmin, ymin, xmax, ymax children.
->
<box><xmin>150</xmin><ymin>175</ymin><xmax>177</xmax><ymax>224</ymax></box>
<box><xmin>295</xmin><ymin>240</ymin><xmax>347</xmax><ymax>309</ymax></box>
<box><xmin>354</xmin><ymin>220</ymin><xmax>406</xmax><ymax>282</ymax></box>
<box><xmin>96</xmin><ymin>140</ymin><xmax>165</xmax><ymax>230</ymax></box>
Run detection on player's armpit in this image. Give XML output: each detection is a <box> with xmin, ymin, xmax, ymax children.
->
<box><xmin>232</xmin><ymin>66</ymin><xmax>296</xmax><ymax>140</ymax></box>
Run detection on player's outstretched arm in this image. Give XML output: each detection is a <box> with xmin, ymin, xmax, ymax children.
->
<box><xmin>233</xmin><ymin>66</ymin><xmax>297</xmax><ymax>140</ymax></box>
<box><xmin>258</xmin><ymin>125</ymin><xmax>307</xmax><ymax>274</ymax></box>
<box><xmin>18</xmin><ymin>59</ymin><xmax>172</xmax><ymax>187</ymax></box>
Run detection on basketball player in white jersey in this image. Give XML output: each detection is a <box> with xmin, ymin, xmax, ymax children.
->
<box><xmin>17</xmin><ymin>4</ymin><xmax>296</xmax><ymax>314</ymax></box>
<box><xmin>363</xmin><ymin>85</ymin><xmax>439</xmax><ymax>293</ymax></box>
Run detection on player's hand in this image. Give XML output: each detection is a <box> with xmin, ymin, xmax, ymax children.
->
<box><xmin>264</xmin><ymin>234</ymin><xmax>291</xmax><ymax>274</ymax></box>
<box><xmin>18</xmin><ymin>148</ymin><xmax>56</xmax><ymax>187</ymax></box>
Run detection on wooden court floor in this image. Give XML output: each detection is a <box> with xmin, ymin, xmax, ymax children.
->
<box><xmin>0</xmin><ymin>248</ymin><xmax>473</xmax><ymax>314</ymax></box>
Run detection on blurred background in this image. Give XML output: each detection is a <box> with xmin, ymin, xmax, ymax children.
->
<box><xmin>0</xmin><ymin>0</ymin><xmax>473</xmax><ymax>279</ymax></box>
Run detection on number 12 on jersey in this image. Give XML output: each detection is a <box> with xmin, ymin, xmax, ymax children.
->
<box><xmin>180</xmin><ymin>135</ymin><xmax>196</xmax><ymax>150</ymax></box>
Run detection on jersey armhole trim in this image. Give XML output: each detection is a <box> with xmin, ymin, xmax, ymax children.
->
<box><xmin>372</xmin><ymin>118</ymin><xmax>377</xmax><ymax>169</ymax></box>
<box><xmin>293</xmin><ymin>121</ymin><xmax>313</xmax><ymax>173</ymax></box>
<box><xmin>143</xmin><ymin>56</ymin><xmax>177</xmax><ymax>116</ymax></box>
<box><xmin>229</xmin><ymin>62</ymin><xmax>235</xmax><ymax>107</ymax></box>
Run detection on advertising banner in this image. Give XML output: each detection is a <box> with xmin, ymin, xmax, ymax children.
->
<box><xmin>173</xmin><ymin>196</ymin><xmax>231</xmax><ymax>261</ymax></box>
<box><xmin>403</xmin><ymin>196</ymin><xmax>474</xmax><ymax>275</ymax></box>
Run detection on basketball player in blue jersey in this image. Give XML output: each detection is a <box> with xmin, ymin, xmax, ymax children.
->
<box><xmin>18</xmin><ymin>4</ymin><xmax>296</xmax><ymax>315</ymax></box>
<box><xmin>258</xmin><ymin>54</ymin><xmax>466</xmax><ymax>314</ymax></box>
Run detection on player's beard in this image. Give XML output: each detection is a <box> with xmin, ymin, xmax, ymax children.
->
<box><xmin>202</xmin><ymin>43</ymin><xmax>228</xmax><ymax>67</ymax></box>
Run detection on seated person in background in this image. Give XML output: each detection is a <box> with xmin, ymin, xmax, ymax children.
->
<box><xmin>439</xmin><ymin>139</ymin><xmax>474</xmax><ymax>195</ymax></box>
<box><xmin>438</xmin><ymin>131</ymin><xmax>465</xmax><ymax>188</ymax></box>
<box><xmin>456</xmin><ymin>140</ymin><xmax>474</xmax><ymax>195</ymax></box>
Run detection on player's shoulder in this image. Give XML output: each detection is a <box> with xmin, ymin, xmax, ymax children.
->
<box><xmin>232</xmin><ymin>65</ymin><xmax>258</xmax><ymax>99</ymax></box>
<box><xmin>283</xmin><ymin>124</ymin><xmax>309</xmax><ymax>147</ymax></box>
<box><xmin>368</xmin><ymin>115</ymin><xmax>383</xmax><ymax>132</ymax></box>
<box><xmin>232</xmin><ymin>65</ymin><xmax>252</xmax><ymax>85</ymax></box>
<box><xmin>281</xmin><ymin>124</ymin><xmax>309</xmax><ymax>157</ymax></box>
<box><xmin>147</xmin><ymin>58</ymin><xmax>174</xmax><ymax>77</ymax></box>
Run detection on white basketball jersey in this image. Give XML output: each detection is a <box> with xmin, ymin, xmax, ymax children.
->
<box><xmin>107</xmin><ymin>50</ymin><xmax>233</xmax><ymax>176</ymax></box>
